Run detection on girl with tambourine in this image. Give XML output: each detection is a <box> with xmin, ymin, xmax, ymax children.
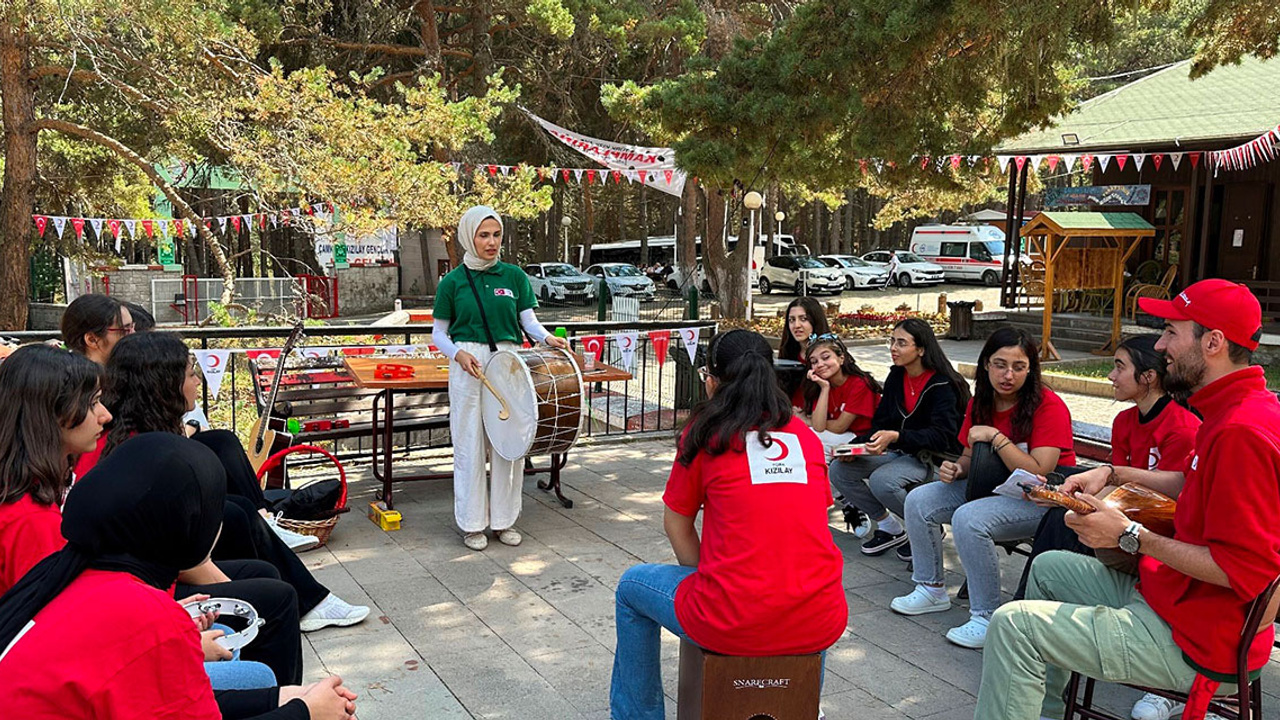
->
<box><xmin>431</xmin><ymin>206</ymin><xmax>570</xmax><ymax>551</ymax></box>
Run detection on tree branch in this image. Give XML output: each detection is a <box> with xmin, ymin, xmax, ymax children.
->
<box><xmin>29</xmin><ymin>64</ymin><xmax>176</xmax><ymax>115</ymax></box>
<box><xmin>30</xmin><ymin>117</ymin><xmax>237</xmax><ymax>306</ymax></box>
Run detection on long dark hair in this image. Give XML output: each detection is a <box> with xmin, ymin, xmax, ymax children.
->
<box><xmin>61</xmin><ymin>294</ymin><xmax>123</xmax><ymax>355</ymax></box>
<box><xmin>1117</xmin><ymin>334</ymin><xmax>1184</xmax><ymax>405</ymax></box>
<box><xmin>777</xmin><ymin>296</ymin><xmax>831</xmax><ymax>362</ymax></box>
<box><xmin>895</xmin><ymin>318</ymin><xmax>971</xmax><ymax>413</ymax></box>
<box><xmin>677</xmin><ymin>330</ymin><xmax>793</xmax><ymax>466</ymax></box>
<box><xmin>972</xmin><ymin>327</ymin><xmax>1041</xmax><ymax>443</ymax></box>
<box><xmin>0</xmin><ymin>345</ymin><xmax>102</xmax><ymax>505</ymax></box>
<box><xmin>802</xmin><ymin>335</ymin><xmax>883</xmax><ymax>412</ymax></box>
<box><xmin>102</xmin><ymin>333</ymin><xmax>190</xmax><ymax>457</ymax></box>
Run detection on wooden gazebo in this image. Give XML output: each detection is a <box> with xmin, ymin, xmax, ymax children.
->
<box><xmin>1020</xmin><ymin>212</ymin><xmax>1155</xmax><ymax>360</ymax></box>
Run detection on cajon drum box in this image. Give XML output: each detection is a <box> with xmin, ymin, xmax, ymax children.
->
<box><xmin>677</xmin><ymin>639</ymin><xmax>822</xmax><ymax>720</ymax></box>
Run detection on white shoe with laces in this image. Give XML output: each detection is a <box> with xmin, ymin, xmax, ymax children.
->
<box><xmin>265</xmin><ymin>513</ymin><xmax>321</xmax><ymax>552</ymax></box>
<box><xmin>299</xmin><ymin>593</ymin><xmax>370</xmax><ymax>632</ymax></box>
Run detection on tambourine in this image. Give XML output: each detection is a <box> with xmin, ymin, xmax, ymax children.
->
<box><xmin>184</xmin><ymin>598</ymin><xmax>265</xmax><ymax>652</ymax></box>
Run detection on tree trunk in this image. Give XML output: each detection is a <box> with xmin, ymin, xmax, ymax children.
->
<box><xmin>701</xmin><ymin>186</ymin><xmax>748</xmax><ymax>319</ymax></box>
<box><xmin>34</xmin><ymin>118</ymin><xmax>237</xmax><ymax>307</ymax></box>
<box><xmin>677</xmin><ymin>180</ymin><xmax>697</xmax><ymax>278</ymax></box>
<box><xmin>639</xmin><ymin>184</ymin><xmax>649</xmax><ymax>267</ymax></box>
<box><xmin>0</xmin><ymin>20</ymin><xmax>37</xmax><ymax>330</ymax></box>
<box><xmin>469</xmin><ymin>0</ymin><xmax>493</xmax><ymax>97</ymax></box>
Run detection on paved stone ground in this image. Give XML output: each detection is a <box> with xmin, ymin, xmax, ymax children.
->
<box><xmin>296</xmin><ymin>439</ymin><xmax>1280</xmax><ymax>720</ymax></box>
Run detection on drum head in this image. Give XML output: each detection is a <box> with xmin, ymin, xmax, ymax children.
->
<box><xmin>482</xmin><ymin>350</ymin><xmax>539</xmax><ymax>461</ymax></box>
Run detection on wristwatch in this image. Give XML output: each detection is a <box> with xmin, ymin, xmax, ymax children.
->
<box><xmin>1119</xmin><ymin>521</ymin><xmax>1144</xmax><ymax>555</ymax></box>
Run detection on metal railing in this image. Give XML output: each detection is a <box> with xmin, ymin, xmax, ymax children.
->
<box><xmin>6</xmin><ymin>320</ymin><xmax>714</xmax><ymax>460</ymax></box>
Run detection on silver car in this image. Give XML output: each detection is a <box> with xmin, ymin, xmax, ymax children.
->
<box><xmin>525</xmin><ymin>263</ymin><xmax>598</xmax><ymax>305</ymax></box>
<box><xmin>584</xmin><ymin>263</ymin><xmax>657</xmax><ymax>302</ymax></box>
<box><xmin>819</xmin><ymin>255</ymin><xmax>890</xmax><ymax>290</ymax></box>
<box><xmin>861</xmin><ymin>250</ymin><xmax>946</xmax><ymax>287</ymax></box>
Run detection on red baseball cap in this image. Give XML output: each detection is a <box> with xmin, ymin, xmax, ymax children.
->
<box><xmin>1138</xmin><ymin>278</ymin><xmax>1263</xmax><ymax>351</ymax></box>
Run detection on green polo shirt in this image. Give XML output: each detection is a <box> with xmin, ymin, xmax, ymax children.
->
<box><xmin>434</xmin><ymin>262</ymin><xmax>537</xmax><ymax>344</ymax></box>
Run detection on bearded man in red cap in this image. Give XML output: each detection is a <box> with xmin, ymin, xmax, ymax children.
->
<box><xmin>974</xmin><ymin>279</ymin><xmax>1280</xmax><ymax>720</ymax></box>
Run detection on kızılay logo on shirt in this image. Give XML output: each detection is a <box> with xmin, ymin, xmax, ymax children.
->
<box><xmin>746</xmin><ymin>432</ymin><xmax>806</xmax><ymax>485</ymax></box>
<box><xmin>493</xmin><ymin>288</ymin><xmax>514</xmax><ymax>298</ymax></box>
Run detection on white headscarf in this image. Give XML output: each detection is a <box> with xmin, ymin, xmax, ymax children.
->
<box><xmin>457</xmin><ymin>205</ymin><xmax>503</xmax><ymax>271</ymax></box>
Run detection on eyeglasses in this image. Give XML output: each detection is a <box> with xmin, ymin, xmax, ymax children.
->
<box><xmin>697</xmin><ymin>366</ymin><xmax>711</xmax><ymax>382</ymax></box>
<box><xmin>106</xmin><ymin>323</ymin><xmax>135</xmax><ymax>335</ymax></box>
<box><xmin>887</xmin><ymin>337</ymin><xmax>915</xmax><ymax>349</ymax></box>
<box><xmin>806</xmin><ymin>332</ymin><xmax>840</xmax><ymax>347</ymax></box>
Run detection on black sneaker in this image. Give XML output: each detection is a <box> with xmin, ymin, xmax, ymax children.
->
<box><xmin>861</xmin><ymin>530</ymin><xmax>909</xmax><ymax>556</ymax></box>
<box><xmin>895</xmin><ymin>543</ymin><xmax>912</xmax><ymax>562</ymax></box>
<box><xmin>842</xmin><ymin>506</ymin><xmax>873</xmax><ymax>538</ymax></box>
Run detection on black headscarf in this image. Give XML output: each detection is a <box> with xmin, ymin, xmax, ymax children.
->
<box><xmin>0</xmin><ymin>433</ymin><xmax>225</xmax><ymax>653</ymax></box>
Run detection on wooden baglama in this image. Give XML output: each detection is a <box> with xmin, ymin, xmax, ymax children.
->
<box><xmin>1021</xmin><ymin>481</ymin><xmax>1177</xmax><ymax>537</ymax></box>
<box><xmin>247</xmin><ymin>322</ymin><xmax>305</xmax><ymax>474</ymax></box>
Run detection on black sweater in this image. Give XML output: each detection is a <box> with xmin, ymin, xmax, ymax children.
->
<box><xmin>855</xmin><ymin>365</ymin><xmax>964</xmax><ymax>456</ymax></box>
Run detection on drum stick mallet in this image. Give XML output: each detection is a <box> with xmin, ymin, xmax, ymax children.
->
<box><xmin>477</xmin><ymin>370</ymin><xmax>511</xmax><ymax>420</ymax></box>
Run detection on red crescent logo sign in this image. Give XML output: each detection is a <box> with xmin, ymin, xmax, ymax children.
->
<box><xmin>683</xmin><ymin>329</ymin><xmax>697</xmax><ymax>343</ymax></box>
<box><xmin>620</xmin><ymin>336</ymin><xmax>633</xmax><ymax>349</ymax></box>
<box><xmin>586</xmin><ymin>338</ymin><xmax>601</xmax><ymax>352</ymax></box>
<box><xmin>204</xmin><ymin>354</ymin><xmax>222</xmax><ymax>369</ymax></box>
<box><xmin>765</xmin><ymin>437</ymin><xmax>789</xmax><ymax>462</ymax></box>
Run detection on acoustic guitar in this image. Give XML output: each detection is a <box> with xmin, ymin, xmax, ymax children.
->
<box><xmin>247</xmin><ymin>322</ymin><xmax>305</xmax><ymax>474</ymax></box>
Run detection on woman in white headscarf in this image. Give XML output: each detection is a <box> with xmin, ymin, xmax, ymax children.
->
<box><xmin>431</xmin><ymin>206</ymin><xmax>570</xmax><ymax>550</ymax></box>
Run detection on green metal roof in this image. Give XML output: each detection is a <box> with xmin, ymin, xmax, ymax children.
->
<box><xmin>1023</xmin><ymin>212</ymin><xmax>1155</xmax><ymax>235</ymax></box>
<box><xmin>998</xmin><ymin>57</ymin><xmax>1280</xmax><ymax>154</ymax></box>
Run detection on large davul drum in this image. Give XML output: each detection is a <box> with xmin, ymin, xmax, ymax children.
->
<box><xmin>481</xmin><ymin>347</ymin><xmax>585</xmax><ymax>461</ymax></box>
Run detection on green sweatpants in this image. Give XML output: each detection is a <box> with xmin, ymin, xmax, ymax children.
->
<box><xmin>975</xmin><ymin>551</ymin><xmax>1207</xmax><ymax>720</ymax></box>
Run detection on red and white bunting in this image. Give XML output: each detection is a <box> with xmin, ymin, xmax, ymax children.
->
<box><xmin>649</xmin><ymin>330</ymin><xmax>670</xmax><ymax>368</ymax></box>
<box><xmin>33</xmin><ymin>215</ymin><xmax>48</xmax><ymax>237</ymax></box>
<box><xmin>1097</xmin><ymin>154</ymin><xmax>1112</xmax><ymax>173</ymax></box>
<box><xmin>678</xmin><ymin>327</ymin><xmax>700</xmax><ymax>365</ymax></box>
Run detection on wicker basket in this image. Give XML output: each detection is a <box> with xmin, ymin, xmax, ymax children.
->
<box><xmin>254</xmin><ymin>444</ymin><xmax>349</xmax><ymax>547</ymax></box>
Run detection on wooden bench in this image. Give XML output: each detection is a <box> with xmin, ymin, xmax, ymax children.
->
<box><xmin>247</xmin><ymin>351</ymin><xmax>452</xmax><ymax>485</ymax></box>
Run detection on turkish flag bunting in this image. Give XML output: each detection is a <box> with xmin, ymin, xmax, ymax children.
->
<box><xmin>487</xmin><ymin>164</ymin><xmax>498</xmax><ymax>176</ymax></box>
<box><xmin>1151</xmin><ymin>154</ymin><xmax>1164</xmax><ymax>171</ymax></box>
<box><xmin>1115</xmin><ymin>154</ymin><xmax>1129</xmax><ymax>171</ymax></box>
<box><xmin>581</xmin><ymin>335</ymin><xmax>606</xmax><ymax>363</ymax></box>
<box><xmin>1046</xmin><ymin>156</ymin><xmax>1060</xmax><ymax>172</ymax></box>
<box><xmin>231</xmin><ymin>215</ymin><xmax>241</xmax><ymax>233</ymax></box>
<box><xmin>587</xmin><ymin>169</ymin><xmax>597</xmax><ymax>184</ymax></box>
<box><xmin>1081</xmin><ymin>155</ymin><xmax>1093</xmax><ymax>172</ymax></box>
<box><xmin>107</xmin><ymin>219</ymin><xmax>122</xmax><ymax>238</ymax></box>
<box><xmin>141</xmin><ymin>220</ymin><xmax>154</xmax><ymax>238</ymax></box>
<box><xmin>71</xmin><ymin>218</ymin><xmax>86</xmax><ymax>238</ymax></box>
<box><xmin>638</xmin><ymin>170</ymin><xmax>648</xmax><ymax>183</ymax></box>
<box><xmin>1189</xmin><ymin>152</ymin><xmax>1201</xmax><ymax>168</ymax></box>
<box><xmin>950</xmin><ymin>155</ymin><xmax>962</xmax><ymax>170</ymax></box>
<box><xmin>649</xmin><ymin>330</ymin><xmax>670</xmax><ymax>368</ymax></box>
<box><xmin>612</xmin><ymin>170</ymin><xmax>622</xmax><ymax>184</ymax></box>
<box><xmin>1014</xmin><ymin>156</ymin><xmax>1027</xmax><ymax>172</ymax></box>
<box><xmin>664</xmin><ymin>170</ymin><xmax>673</xmax><ymax>185</ymax></box>
<box><xmin>33</xmin><ymin>215</ymin><xmax>48</xmax><ymax>237</ymax></box>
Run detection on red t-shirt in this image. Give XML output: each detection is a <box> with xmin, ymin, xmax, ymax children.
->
<box><xmin>901</xmin><ymin>370</ymin><xmax>935</xmax><ymax>414</ymax></box>
<box><xmin>957</xmin><ymin>387</ymin><xmax>1077</xmax><ymax>467</ymax></box>
<box><xmin>72</xmin><ymin>433</ymin><xmax>108</xmax><ymax>481</ymax></box>
<box><xmin>663</xmin><ymin>418</ymin><xmax>847</xmax><ymax>656</ymax></box>
<box><xmin>1110</xmin><ymin>399</ymin><xmax>1200</xmax><ymax>472</ymax></box>
<box><xmin>0</xmin><ymin>494</ymin><xmax>65</xmax><ymax>595</ymax></box>
<box><xmin>1139</xmin><ymin>366</ymin><xmax>1280</xmax><ymax>675</ymax></box>
<box><xmin>826</xmin><ymin>375</ymin><xmax>878</xmax><ymax>434</ymax></box>
<box><xmin>4</xmin><ymin>569</ymin><xmax>220</xmax><ymax>719</ymax></box>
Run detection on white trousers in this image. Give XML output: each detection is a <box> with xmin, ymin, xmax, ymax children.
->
<box><xmin>450</xmin><ymin>341</ymin><xmax>522</xmax><ymax>533</ymax></box>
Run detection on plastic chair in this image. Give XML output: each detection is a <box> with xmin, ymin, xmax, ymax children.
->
<box><xmin>1063</xmin><ymin>574</ymin><xmax>1280</xmax><ymax>720</ymax></box>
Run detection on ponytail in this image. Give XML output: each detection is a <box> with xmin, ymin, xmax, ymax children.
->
<box><xmin>677</xmin><ymin>330</ymin><xmax>792</xmax><ymax>466</ymax></box>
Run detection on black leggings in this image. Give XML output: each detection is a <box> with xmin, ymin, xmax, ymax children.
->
<box><xmin>175</xmin><ymin>559</ymin><xmax>303</xmax><ymax>685</ymax></box>
<box><xmin>192</xmin><ymin>430</ymin><xmax>268</xmax><ymax>511</ymax></box>
<box><xmin>214</xmin><ymin>495</ymin><xmax>329</xmax><ymax>616</ymax></box>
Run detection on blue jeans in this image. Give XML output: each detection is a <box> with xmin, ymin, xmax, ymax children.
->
<box><xmin>610</xmin><ymin>563</ymin><xmax>696</xmax><ymax>720</ymax></box>
<box><xmin>829</xmin><ymin>451</ymin><xmax>931</xmax><ymax>520</ymax></box>
<box><xmin>904</xmin><ymin>479</ymin><xmax>1047</xmax><ymax>617</ymax></box>
<box><xmin>205</xmin><ymin>623</ymin><xmax>278</xmax><ymax>690</ymax></box>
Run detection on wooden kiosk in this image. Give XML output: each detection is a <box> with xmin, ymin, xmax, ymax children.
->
<box><xmin>1019</xmin><ymin>212</ymin><xmax>1155</xmax><ymax>360</ymax></box>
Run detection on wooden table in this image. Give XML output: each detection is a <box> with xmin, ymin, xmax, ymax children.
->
<box><xmin>343</xmin><ymin>354</ymin><xmax>631</xmax><ymax>509</ymax></box>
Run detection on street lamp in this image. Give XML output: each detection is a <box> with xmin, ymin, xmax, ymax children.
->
<box><xmin>560</xmin><ymin>215</ymin><xmax>572</xmax><ymax>265</ymax></box>
<box><xmin>743</xmin><ymin>191</ymin><xmax>764</xmax><ymax>318</ymax></box>
<box><xmin>773</xmin><ymin>210</ymin><xmax>786</xmax><ymax>258</ymax></box>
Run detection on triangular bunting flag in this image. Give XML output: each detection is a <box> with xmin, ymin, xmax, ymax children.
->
<box><xmin>33</xmin><ymin>215</ymin><xmax>48</xmax><ymax>237</ymax></box>
<box><xmin>663</xmin><ymin>169</ymin><xmax>674</xmax><ymax>185</ymax></box>
<box><xmin>1115</xmin><ymin>154</ymin><xmax>1129</xmax><ymax>171</ymax></box>
<box><xmin>173</xmin><ymin>218</ymin><xmax>185</xmax><ymax>237</ymax></box>
<box><xmin>500</xmin><ymin>165</ymin><xmax>511</xmax><ymax>176</ymax></box>
<box><xmin>123</xmin><ymin>219</ymin><xmax>136</xmax><ymax>238</ymax></box>
<box><xmin>1046</xmin><ymin>156</ymin><xmax>1060</xmax><ymax>172</ymax></box>
<box><xmin>638</xmin><ymin>170</ymin><xmax>648</xmax><ymax>184</ymax></box>
<box><xmin>158</xmin><ymin>220</ymin><xmax>170</xmax><ymax>238</ymax></box>
<box><xmin>89</xmin><ymin>218</ymin><xmax>105</xmax><ymax>238</ymax></box>
<box><xmin>1014</xmin><ymin>156</ymin><xmax>1027</xmax><ymax>173</ymax></box>
<box><xmin>1097</xmin><ymin>155</ymin><xmax>1112</xmax><ymax>173</ymax></box>
<box><xmin>573</xmin><ymin>169</ymin><xmax>584</xmax><ymax>183</ymax></box>
<box><xmin>230</xmin><ymin>215</ymin><xmax>241</xmax><ymax>233</ymax></box>
<box><xmin>213</xmin><ymin>216</ymin><xmax>225</xmax><ymax>234</ymax></box>
<box><xmin>649</xmin><ymin>330</ymin><xmax>670</xmax><ymax>368</ymax></box>
<box><xmin>611</xmin><ymin>170</ymin><xmax>622</xmax><ymax>184</ymax></box>
<box><xmin>141</xmin><ymin>220</ymin><xmax>154</xmax><ymax>238</ymax></box>
<box><xmin>72</xmin><ymin>218</ymin><xmax>86</xmax><ymax>239</ymax></box>
<box><xmin>193</xmin><ymin>350</ymin><xmax>232</xmax><ymax>398</ymax></box>
<box><xmin>1151</xmin><ymin>154</ymin><xmax>1163</xmax><ymax>171</ymax></box>
<box><xmin>1030</xmin><ymin>155</ymin><xmax>1044</xmax><ymax>172</ymax></box>
<box><xmin>241</xmin><ymin>214</ymin><xmax>252</xmax><ymax>230</ymax></box>
<box><xmin>52</xmin><ymin>216</ymin><xmax>67</xmax><ymax>239</ymax></box>
<box><xmin>1080</xmin><ymin>155</ymin><xmax>1093</xmax><ymax>172</ymax></box>
<box><xmin>1061</xmin><ymin>154</ymin><xmax>1078</xmax><ymax>173</ymax></box>
<box><xmin>1189</xmin><ymin>152</ymin><xmax>1201</xmax><ymax>168</ymax></box>
<box><xmin>616</xmin><ymin>332</ymin><xmax>639</xmax><ymax>372</ymax></box>
<box><xmin>586</xmin><ymin>169</ymin><xmax>597</xmax><ymax>184</ymax></box>
<box><xmin>950</xmin><ymin>155</ymin><xmax>963</xmax><ymax>170</ymax></box>
<box><xmin>487</xmin><ymin>164</ymin><xmax>498</xmax><ymax>176</ymax></box>
<box><xmin>919</xmin><ymin>156</ymin><xmax>930</xmax><ymax>170</ymax></box>
<box><xmin>997</xmin><ymin>156</ymin><xmax>1012</xmax><ymax>173</ymax></box>
<box><xmin>679</xmin><ymin>327</ymin><xmax>700</xmax><ymax>365</ymax></box>
<box><xmin>581</xmin><ymin>335</ymin><xmax>606</xmax><ymax>364</ymax></box>
<box><xmin>562</xmin><ymin>169</ymin><xmax>571</xmax><ymax>182</ymax></box>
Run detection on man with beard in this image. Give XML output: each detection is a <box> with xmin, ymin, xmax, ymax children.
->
<box><xmin>973</xmin><ymin>279</ymin><xmax>1280</xmax><ymax>720</ymax></box>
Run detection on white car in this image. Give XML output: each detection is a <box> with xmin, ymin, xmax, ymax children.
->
<box><xmin>819</xmin><ymin>255</ymin><xmax>889</xmax><ymax>290</ymax></box>
<box><xmin>524</xmin><ymin>263</ymin><xmax>598</xmax><ymax>305</ymax></box>
<box><xmin>861</xmin><ymin>250</ymin><xmax>946</xmax><ymax>287</ymax></box>
<box><xmin>758</xmin><ymin>255</ymin><xmax>845</xmax><ymax>296</ymax></box>
<box><xmin>584</xmin><ymin>263</ymin><xmax>657</xmax><ymax>302</ymax></box>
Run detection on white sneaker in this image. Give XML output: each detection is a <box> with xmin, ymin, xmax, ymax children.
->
<box><xmin>299</xmin><ymin>593</ymin><xmax>371</xmax><ymax>632</ymax></box>
<box><xmin>496</xmin><ymin>528</ymin><xmax>522</xmax><ymax>546</ymax></box>
<box><xmin>463</xmin><ymin>532</ymin><xmax>488</xmax><ymax>551</ymax></box>
<box><xmin>265</xmin><ymin>513</ymin><xmax>321</xmax><ymax>552</ymax></box>
<box><xmin>890</xmin><ymin>585</ymin><xmax>951</xmax><ymax>616</ymax></box>
<box><xmin>945</xmin><ymin>615</ymin><xmax>989</xmax><ymax>649</ymax></box>
<box><xmin>1131</xmin><ymin>693</ymin><xmax>1184</xmax><ymax>720</ymax></box>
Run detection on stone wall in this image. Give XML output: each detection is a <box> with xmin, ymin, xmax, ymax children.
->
<box><xmin>27</xmin><ymin>302</ymin><xmax>67</xmax><ymax>331</ymax></box>
<box><xmin>90</xmin><ymin>265</ymin><xmax>182</xmax><ymax>312</ymax></box>
<box><xmin>335</xmin><ymin>264</ymin><xmax>399</xmax><ymax>316</ymax></box>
